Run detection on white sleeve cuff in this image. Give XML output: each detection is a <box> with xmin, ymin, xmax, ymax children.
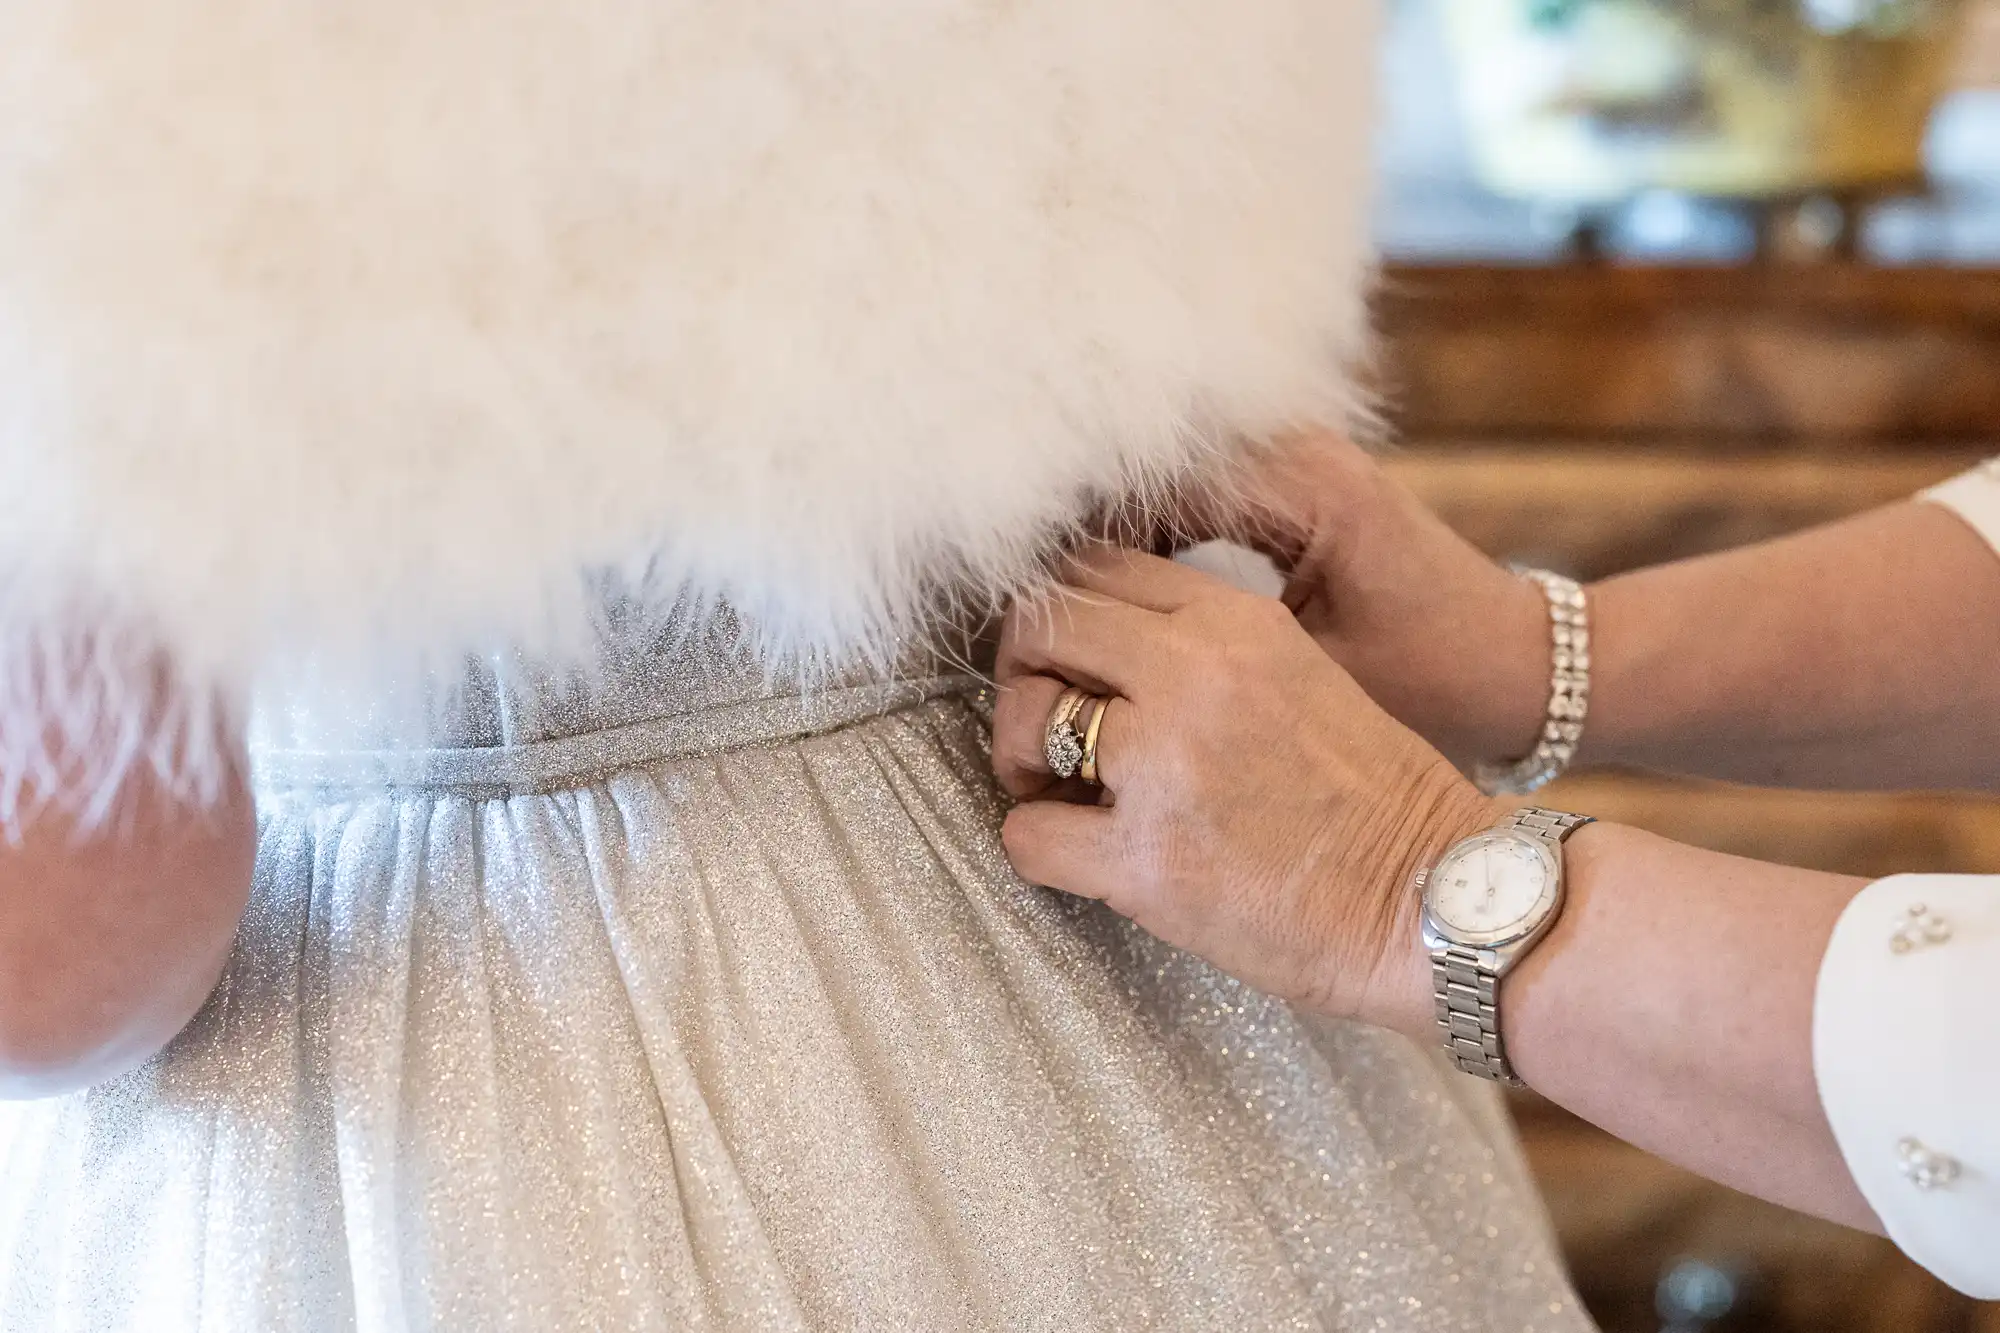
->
<box><xmin>1815</xmin><ymin>873</ymin><xmax>2000</xmax><ymax>1298</ymax></box>
<box><xmin>1921</xmin><ymin>459</ymin><xmax>2000</xmax><ymax>558</ymax></box>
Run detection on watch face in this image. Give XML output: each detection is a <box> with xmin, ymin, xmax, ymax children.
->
<box><xmin>1424</xmin><ymin>831</ymin><xmax>1558</xmax><ymax>944</ymax></box>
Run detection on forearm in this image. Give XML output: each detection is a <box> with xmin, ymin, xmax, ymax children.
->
<box><xmin>1582</xmin><ymin>501</ymin><xmax>2000</xmax><ymax>790</ymax></box>
<box><xmin>1379</xmin><ymin>820</ymin><xmax>1877</xmax><ymax>1231</ymax></box>
<box><xmin>0</xmin><ymin>767</ymin><xmax>256</xmax><ymax>1098</ymax></box>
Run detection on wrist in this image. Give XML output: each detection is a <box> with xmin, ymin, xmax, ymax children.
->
<box><xmin>1468</xmin><ymin>570</ymin><xmax>1562</xmax><ymax>765</ymax></box>
<box><xmin>1348</xmin><ymin>772</ymin><xmax>1502</xmax><ymax>1042</ymax></box>
<box><xmin>1566</xmin><ymin>573</ymin><xmax>1630</xmax><ymax>768</ymax></box>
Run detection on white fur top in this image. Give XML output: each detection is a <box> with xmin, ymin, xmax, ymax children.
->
<box><xmin>0</xmin><ymin>0</ymin><xmax>1377</xmax><ymax>819</ymax></box>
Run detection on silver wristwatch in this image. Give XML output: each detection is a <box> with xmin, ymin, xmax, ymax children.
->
<box><xmin>1417</xmin><ymin>807</ymin><xmax>1595</xmax><ymax>1086</ymax></box>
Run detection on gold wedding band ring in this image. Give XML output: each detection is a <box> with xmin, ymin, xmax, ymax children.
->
<box><xmin>1043</xmin><ymin>686</ymin><xmax>1111</xmax><ymax>786</ymax></box>
<box><xmin>1078</xmin><ymin>695</ymin><xmax>1109</xmax><ymax>786</ymax></box>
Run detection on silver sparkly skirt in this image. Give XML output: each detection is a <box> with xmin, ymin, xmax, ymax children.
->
<box><xmin>0</xmin><ymin>616</ymin><xmax>1591</xmax><ymax>1331</ymax></box>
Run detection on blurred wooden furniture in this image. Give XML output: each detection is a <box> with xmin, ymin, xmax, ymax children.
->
<box><xmin>1379</xmin><ymin>265</ymin><xmax>2000</xmax><ymax>447</ymax></box>
<box><xmin>1376</xmin><ymin>263</ymin><xmax>2000</xmax><ymax>1333</ymax></box>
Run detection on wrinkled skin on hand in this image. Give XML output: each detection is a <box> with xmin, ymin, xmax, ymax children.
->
<box><xmin>992</xmin><ymin>548</ymin><xmax>1496</xmax><ymax>1035</ymax></box>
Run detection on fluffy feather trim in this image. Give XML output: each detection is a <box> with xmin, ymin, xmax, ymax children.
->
<box><xmin>0</xmin><ymin>0</ymin><xmax>1378</xmax><ymax>820</ymax></box>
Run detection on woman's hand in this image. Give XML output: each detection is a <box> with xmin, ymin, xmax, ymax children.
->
<box><xmin>992</xmin><ymin>549</ymin><xmax>1886</xmax><ymax>1235</ymax></box>
<box><xmin>1216</xmin><ymin>434</ymin><xmax>1551</xmax><ymax>768</ymax></box>
<box><xmin>992</xmin><ymin>549</ymin><xmax>1498</xmax><ymax>1035</ymax></box>
<box><xmin>1231</xmin><ymin>435</ymin><xmax>2000</xmax><ymax>792</ymax></box>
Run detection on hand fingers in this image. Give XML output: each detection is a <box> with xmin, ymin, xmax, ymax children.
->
<box><xmin>1101</xmin><ymin>435</ymin><xmax>1368</xmax><ymax>562</ymax></box>
<box><xmin>1157</xmin><ymin>464</ymin><xmax>1306</xmax><ymax>567</ymax></box>
<box><xmin>1218</xmin><ymin>434</ymin><xmax>1378</xmax><ymax>571</ymax></box>
<box><xmin>996</xmin><ymin>590</ymin><xmax>1164</xmax><ymax>698</ymax></box>
<box><xmin>1000</xmin><ymin>800</ymin><xmax>1123</xmax><ymax>901</ymax></box>
<box><xmin>1061</xmin><ymin>547</ymin><xmax>1228</xmax><ymax>615</ymax></box>
<box><xmin>1078</xmin><ymin>696</ymin><xmax>1136</xmax><ymax>794</ymax></box>
<box><xmin>991</xmin><ymin>673</ymin><xmax>1070</xmax><ymax>799</ymax></box>
<box><xmin>993</xmin><ymin>679</ymin><xmax>1139</xmax><ymax>799</ymax></box>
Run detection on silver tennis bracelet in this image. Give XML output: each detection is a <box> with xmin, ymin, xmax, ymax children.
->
<box><xmin>1472</xmin><ymin>569</ymin><xmax>1590</xmax><ymax>798</ymax></box>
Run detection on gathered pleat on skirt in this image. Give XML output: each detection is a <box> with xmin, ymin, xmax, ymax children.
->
<box><xmin>0</xmin><ymin>625</ymin><xmax>1591</xmax><ymax>1331</ymax></box>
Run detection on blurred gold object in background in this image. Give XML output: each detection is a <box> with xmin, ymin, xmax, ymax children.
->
<box><xmin>1441</xmin><ymin>0</ymin><xmax>1967</xmax><ymax>202</ymax></box>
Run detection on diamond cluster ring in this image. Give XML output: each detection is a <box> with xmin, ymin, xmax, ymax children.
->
<box><xmin>1044</xmin><ymin>687</ymin><xmax>1109</xmax><ymax>784</ymax></box>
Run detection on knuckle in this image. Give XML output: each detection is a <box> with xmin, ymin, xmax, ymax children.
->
<box><xmin>1161</xmin><ymin>625</ymin><xmax>1215</xmax><ymax>681</ymax></box>
<box><xmin>1155</xmin><ymin>741</ymin><xmax>1208</xmax><ymax>804</ymax></box>
<box><xmin>1118</xmin><ymin>830</ymin><xmax>1162</xmax><ymax>890</ymax></box>
<box><xmin>1000</xmin><ymin>809</ymin><xmax>1042</xmax><ymax>863</ymax></box>
<box><xmin>1122</xmin><ymin>822</ymin><xmax>1180</xmax><ymax>891</ymax></box>
<box><xmin>1225</xmin><ymin>592</ymin><xmax>1292</xmax><ymax>642</ymax></box>
<box><xmin>1251</xmin><ymin>592</ymin><xmax>1297</xmax><ymax>630</ymax></box>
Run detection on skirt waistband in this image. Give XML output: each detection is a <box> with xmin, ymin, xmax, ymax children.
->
<box><xmin>252</xmin><ymin>674</ymin><xmax>984</xmax><ymax>799</ymax></box>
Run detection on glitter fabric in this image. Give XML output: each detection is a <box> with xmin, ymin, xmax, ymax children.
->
<box><xmin>0</xmin><ymin>611</ymin><xmax>1592</xmax><ymax>1331</ymax></box>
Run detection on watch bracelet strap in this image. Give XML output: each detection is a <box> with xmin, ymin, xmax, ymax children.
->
<box><xmin>1432</xmin><ymin>807</ymin><xmax>1595</xmax><ymax>1086</ymax></box>
<box><xmin>1507</xmin><ymin>806</ymin><xmax>1594</xmax><ymax>845</ymax></box>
